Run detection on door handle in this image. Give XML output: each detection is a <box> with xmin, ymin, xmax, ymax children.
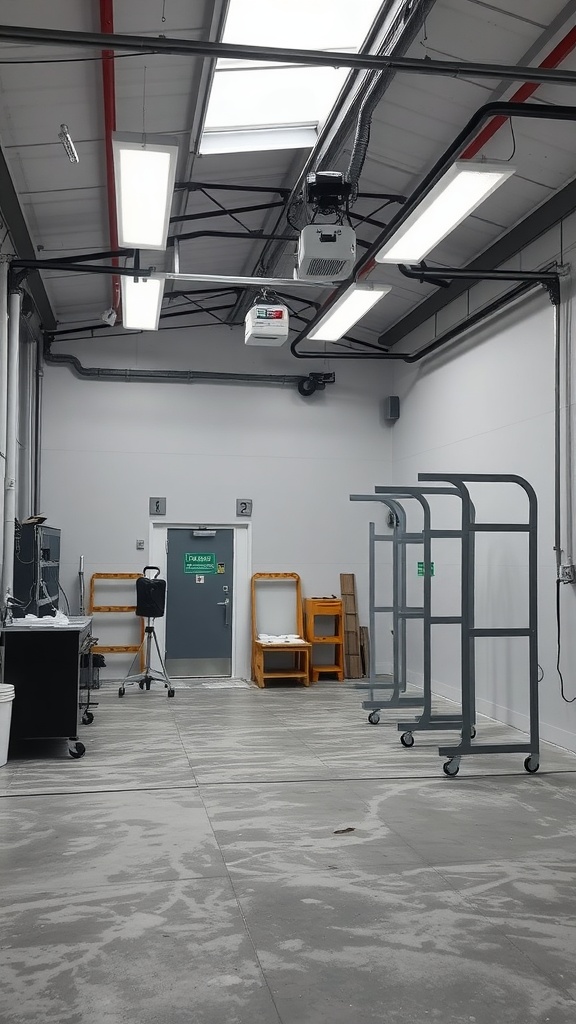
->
<box><xmin>217</xmin><ymin>597</ymin><xmax>231</xmax><ymax>626</ymax></box>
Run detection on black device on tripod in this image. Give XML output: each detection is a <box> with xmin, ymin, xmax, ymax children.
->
<box><xmin>118</xmin><ymin>566</ymin><xmax>175</xmax><ymax>699</ymax></box>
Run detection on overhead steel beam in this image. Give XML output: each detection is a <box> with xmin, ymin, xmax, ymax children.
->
<box><xmin>175</xmin><ymin>181</ymin><xmax>291</xmax><ymax>196</ymax></box>
<box><xmin>5</xmin><ymin>23</ymin><xmax>576</xmax><ymax>85</ymax></box>
<box><xmin>380</xmin><ymin>174</ymin><xmax>576</xmax><ymax>347</ymax></box>
<box><xmin>170</xmin><ymin>201</ymin><xmax>285</xmax><ymax>224</ymax></box>
<box><xmin>0</xmin><ymin>146</ymin><xmax>55</xmax><ymax>330</ymax></box>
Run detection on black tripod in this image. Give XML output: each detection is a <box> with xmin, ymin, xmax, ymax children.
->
<box><xmin>118</xmin><ymin>566</ymin><xmax>175</xmax><ymax>699</ymax></box>
<box><xmin>119</xmin><ymin>618</ymin><xmax>175</xmax><ymax>698</ymax></box>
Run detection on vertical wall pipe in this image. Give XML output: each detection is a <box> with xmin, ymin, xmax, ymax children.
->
<box><xmin>553</xmin><ymin>299</ymin><xmax>562</xmax><ymax>572</ymax></box>
<box><xmin>33</xmin><ymin>333</ymin><xmax>43</xmax><ymax>515</ymax></box>
<box><xmin>0</xmin><ymin>258</ymin><xmax>9</xmax><ymax>583</ymax></box>
<box><xmin>2</xmin><ymin>286</ymin><xmax>21</xmax><ymax>598</ymax></box>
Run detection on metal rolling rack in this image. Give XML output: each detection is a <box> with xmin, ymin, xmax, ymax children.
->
<box><xmin>418</xmin><ymin>473</ymin><xmax>540</xmax><ymax>777</ymax></box>
<box><xmin>350</xmin><ymin>486</ymin><xmax>472</xmax><ymax>741</ymax></box>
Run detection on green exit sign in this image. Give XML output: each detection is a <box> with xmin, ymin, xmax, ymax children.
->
<box><xmin>417</xmin><ymin>562</ymin><xmax>435</xmax><ymax>577</ymax></box>
<box><xmin>184</xmin><ymin>552</ymin><xmax>217</xmax><ymax>574</ymax></box>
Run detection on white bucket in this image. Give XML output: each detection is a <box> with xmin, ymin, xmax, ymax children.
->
<box><xmin>0</xmin><ymin>683</ymin><xmax>15</xmax><ymax>767</ymax></box>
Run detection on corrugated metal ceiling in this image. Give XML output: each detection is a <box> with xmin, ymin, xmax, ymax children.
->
<box><xmin>0</xmin><ymin>0</ymin><xmax>575</xmax><ymax>349</ymax></box>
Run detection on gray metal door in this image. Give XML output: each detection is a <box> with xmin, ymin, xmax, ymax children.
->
<box><xmin>165</xmin><ymin>528</ymin><xmax>234</xmax><ymax>676</ymax></box>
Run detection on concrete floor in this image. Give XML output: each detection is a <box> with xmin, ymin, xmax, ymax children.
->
<box><xmin>1</xmin><ymin>680</ymin><xmax>576</xmax><ymax>1024</ymax></box>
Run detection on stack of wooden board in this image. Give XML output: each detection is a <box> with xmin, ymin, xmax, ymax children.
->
<box><xmin>340</xmin><ymin>573</ymin><xmax>363</xmax><ymax>678</ymax></box>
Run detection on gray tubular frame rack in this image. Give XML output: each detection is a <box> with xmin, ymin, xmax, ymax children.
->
<box><xmin>350</xmin><ymin>486</ymin><xmax>471</xmax><ymax>737</ymax></box>
<box><xmin>351</xmin><ymin>473</ymin><xmax>540</xmax><ymax>777</ymax></box>
<box><xmin>419</xmin><ymin>473</ymin><xmax>540</xmax><ymax>777</ymax></box>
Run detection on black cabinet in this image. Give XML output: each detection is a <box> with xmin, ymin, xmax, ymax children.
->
<box><xmin>1</xmin><ymin>618</ymin><xmax>91</xmax><ymax>756</ymax></box>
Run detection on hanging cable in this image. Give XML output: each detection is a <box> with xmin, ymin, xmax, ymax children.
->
<box><xmin>556</xmin><ymin>578</ymin><xmax>576</xmax><ymax>702</ymax></box>
<box><xmin>58</xmin><ymin>582</ymin><xmax>71</xmax><ymax>615</ymax></box>
<box><xmin>507</xmin><ymin>117</ymin><xmax>516</xmax><ymax>161</ymax></box>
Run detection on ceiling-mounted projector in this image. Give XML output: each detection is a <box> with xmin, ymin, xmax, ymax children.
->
<box><xmin>296</xmin><ymin>225</ymin><xmax>356</xmax><ymax>281</ymax></box>
<box><xmin>245</xmin><ymin>302</ymin><xmax>289</xmax><ymax>346</ymax></box>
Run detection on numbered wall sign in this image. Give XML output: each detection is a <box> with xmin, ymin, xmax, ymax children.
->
<box><xmin>236</xmin><ymin>499</ymin><xmax>253</xmax><ymax>517</ymax></box>
<box><xmin>149</xmin><ymin>497</ymin><xmax>166</xmax><ymax>516</ymax></box>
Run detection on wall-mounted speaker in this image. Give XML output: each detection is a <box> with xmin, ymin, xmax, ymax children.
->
<box><xmin>384</xmin><ymin>395</ymin><xmax>400</xmax><ymax>422</ymax></box>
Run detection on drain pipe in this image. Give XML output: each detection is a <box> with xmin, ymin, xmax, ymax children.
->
<box><xmin>554</xmin><ymin>295</ymin><xmax>563</xmax><ymax>575</ymax></box>
<box><xmin>2</xmin><ymin>282</ymin><xmax>21</xmax><ymax>599</ymax></box>
<box><xmin>32</xmin><ymin>332</ymin><xmax>43</xmax><ymax>515</ymax></box>
<box><xmin>0</xmin><ymin>257</ymin><xmax>8</xmax><ymax>581</ymax></box>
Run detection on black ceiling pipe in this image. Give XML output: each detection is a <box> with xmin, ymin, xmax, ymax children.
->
<box><xmin>291</xmin><ymin>100</ymin><xmax>576</xmax><ymax>359</ymax></box>
<box><xmin>6</xmin><ymin>23</ymin><xmax>576</xmax><ymax>85</ymax></box>
<box><xmin>49</xmin><ymin>248</ymin><xmax>135</xmax><ymax>264</ymax></box>
<box><xmin>291</xmin><ymin>277</ymin><xmax>552</xmax><ymax>361</ymax></box>
<box><xmin>43</xmin><ymin>341</ymin><xmax>335</xmax><ymax>390</ymax></box>
<box><xmin>168</xmin><ymin>229</ymin><xmax>296</xmax><ymax>246</ymax></box>
<box><xmin>12</xmin><ymin>258</ymin><xmax>152</xmax><ymax>278</ymax></box>
<box><xmin>398</xmin><ymin>265</ymin><xmax>560</xmax><ymax>284</ymax></box>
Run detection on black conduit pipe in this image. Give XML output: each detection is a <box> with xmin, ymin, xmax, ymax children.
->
<box><xmin>291</xmin><ymin>100</ymin><xmax>576</xmax><ymax>359</ymax></box>
<box><xmin>7</xmin><ymin>24</ymin><xmax>576</xmax><ymax>85</ymax></box>
<box><xmin>42</xmin><ymin>345</ymin><xmax>335</xmax><ymax>389</ymax></box>
<box><xmin>291</xmin><ymin>278</ymin><xmax>554</xmax><ymax>361</ymax></box>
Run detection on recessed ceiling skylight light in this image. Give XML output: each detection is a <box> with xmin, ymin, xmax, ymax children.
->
<box><xmin>201</xmin><ymin>0</ymin><xmax>384</xmax><ymax>154</ymax></box>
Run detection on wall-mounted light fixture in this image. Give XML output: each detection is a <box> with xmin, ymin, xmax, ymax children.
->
<box><xmin>375</xmin><ymin>161</ymin><xmax>516</xmax><ymax>264</ymax></box>
<box><xmin>112</xmin><ymin>133</ymin><xmax>179</xmax><ymax>250</ymax></box>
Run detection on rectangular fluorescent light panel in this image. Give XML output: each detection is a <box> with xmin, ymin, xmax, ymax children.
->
<box><xmin>307</xmin><ymin>283</ymin><xmax>392</xmax><ymax>342</ymax></box>
<box><xmin>121</xmin><ymin>276</ymin><xmax>165</xmax><ymax>331</ymax></box>
<box><xmin>112</xmin><ymin>133</ymin><xmax>178</xmax><ymax>250</ymax></box>
<box><xmin>375</xmin><ymin>162</ymin><xmax>516</xmax><ymax>264</ymax></box>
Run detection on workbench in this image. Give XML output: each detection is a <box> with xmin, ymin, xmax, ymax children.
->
<box><xmin>1</xmin><ymin>616</ymin><xmax>92</xmax><ymax>758</ymax></box>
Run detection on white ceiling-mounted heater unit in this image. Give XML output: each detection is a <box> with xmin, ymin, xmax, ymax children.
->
<box><xmin>245</xmin><ymin>302</ymin><xmax>290</xmax><ymax>346</ymax></box>
<box><xmin>296</xmin><ymin>225</ymin><xmax>356</xmax><ymax>281</ymax></box>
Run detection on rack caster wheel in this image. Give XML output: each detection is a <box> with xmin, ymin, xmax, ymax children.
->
<box><xmin>524</xmin><ymin>756</ymin><xmax>540</xmax><ymax>774</ymax></box>
<box><xmin>145</xmin><ymin>680</ymin><xmax>151</xmax><ymax>691</ymax></box>
<box><xmin>167</xmin><ymin>688</ymin><xmax>175</xmax><ymax>698</ymax></box>
<box><xmin>368</xmin><ymin>711</ymin><xmax>380</xmax><ymax>725</ymax></box>
<box><xmin>139</xmin><ymin>681</ymin><xmax>145</xmax><ymax>690</ymax></box>
<box><xmin>118</xmin><ymin>687</ymin><xmax>125</xmax><ymax>698</ymax></box>
<box><xmin>400</xmin><ymin>732</ymin><xmax>414</xmax><ymax>748</ymax></box>
<box><xmin>443</xmin><ymin>759</ymin><xmax>459</xmax><ymax>777</ymax></box>
<box><xmin>69</xmin><ymin>741</ymin><xmax>86</xmax><ymax>759</ymax></box>
<box><xmin>81</xmin><ymin>711</ymin><xmax>94</xmax><ymax>725</ymax></box>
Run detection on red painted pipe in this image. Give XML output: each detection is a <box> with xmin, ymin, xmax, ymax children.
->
<box><xmin>460</xmin><ymin>24</ymin><xmax>576</xmax><ymax>160</ymax></box>
<box><xmin>100</xmin><ymin>0</ymin><xmax>121</xmax><ymax>314</ymax></box>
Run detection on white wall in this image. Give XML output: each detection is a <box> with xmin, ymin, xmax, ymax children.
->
<box><xmin>390</xmin><ymin>216</ymin><xmax>576</xmax><ymax>753</ymax></box>
<box><xmin>41</xmin><ymin>326</ymin><xmax>395</xmax><ymax>677</ymax></box>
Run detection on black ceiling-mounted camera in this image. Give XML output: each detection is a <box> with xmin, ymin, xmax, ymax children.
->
<box><xmin>304</xmin><ymin>171</ymin><xmax>352</xmax><ymax>215</ymax></box>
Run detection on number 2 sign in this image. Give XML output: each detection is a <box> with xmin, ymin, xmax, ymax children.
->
<box><xmin>236</xmin><ymin>499</ymin><xmax>253</xmax><ymax>517</ymax></box>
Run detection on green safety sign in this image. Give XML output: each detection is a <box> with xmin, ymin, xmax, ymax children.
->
<box><xmin>417</xmin><ymin>562</ymin><xmax>435</xmax><ymax>577</ymax></box>
<box><xmin>184</xmin><ymin>552</ymin><xmax>217</xmax><ymax>575</ymax></box>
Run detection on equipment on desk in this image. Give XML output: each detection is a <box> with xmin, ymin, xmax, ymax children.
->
<box><xmin>13</xmin><ymin>522</ymin><xmax>61</xmax><ymax>617</ymax></box>
<box><xmin>118</xmin><ymin>566</ymin><xmax>175</xmax><ymax>699</ymax></box>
